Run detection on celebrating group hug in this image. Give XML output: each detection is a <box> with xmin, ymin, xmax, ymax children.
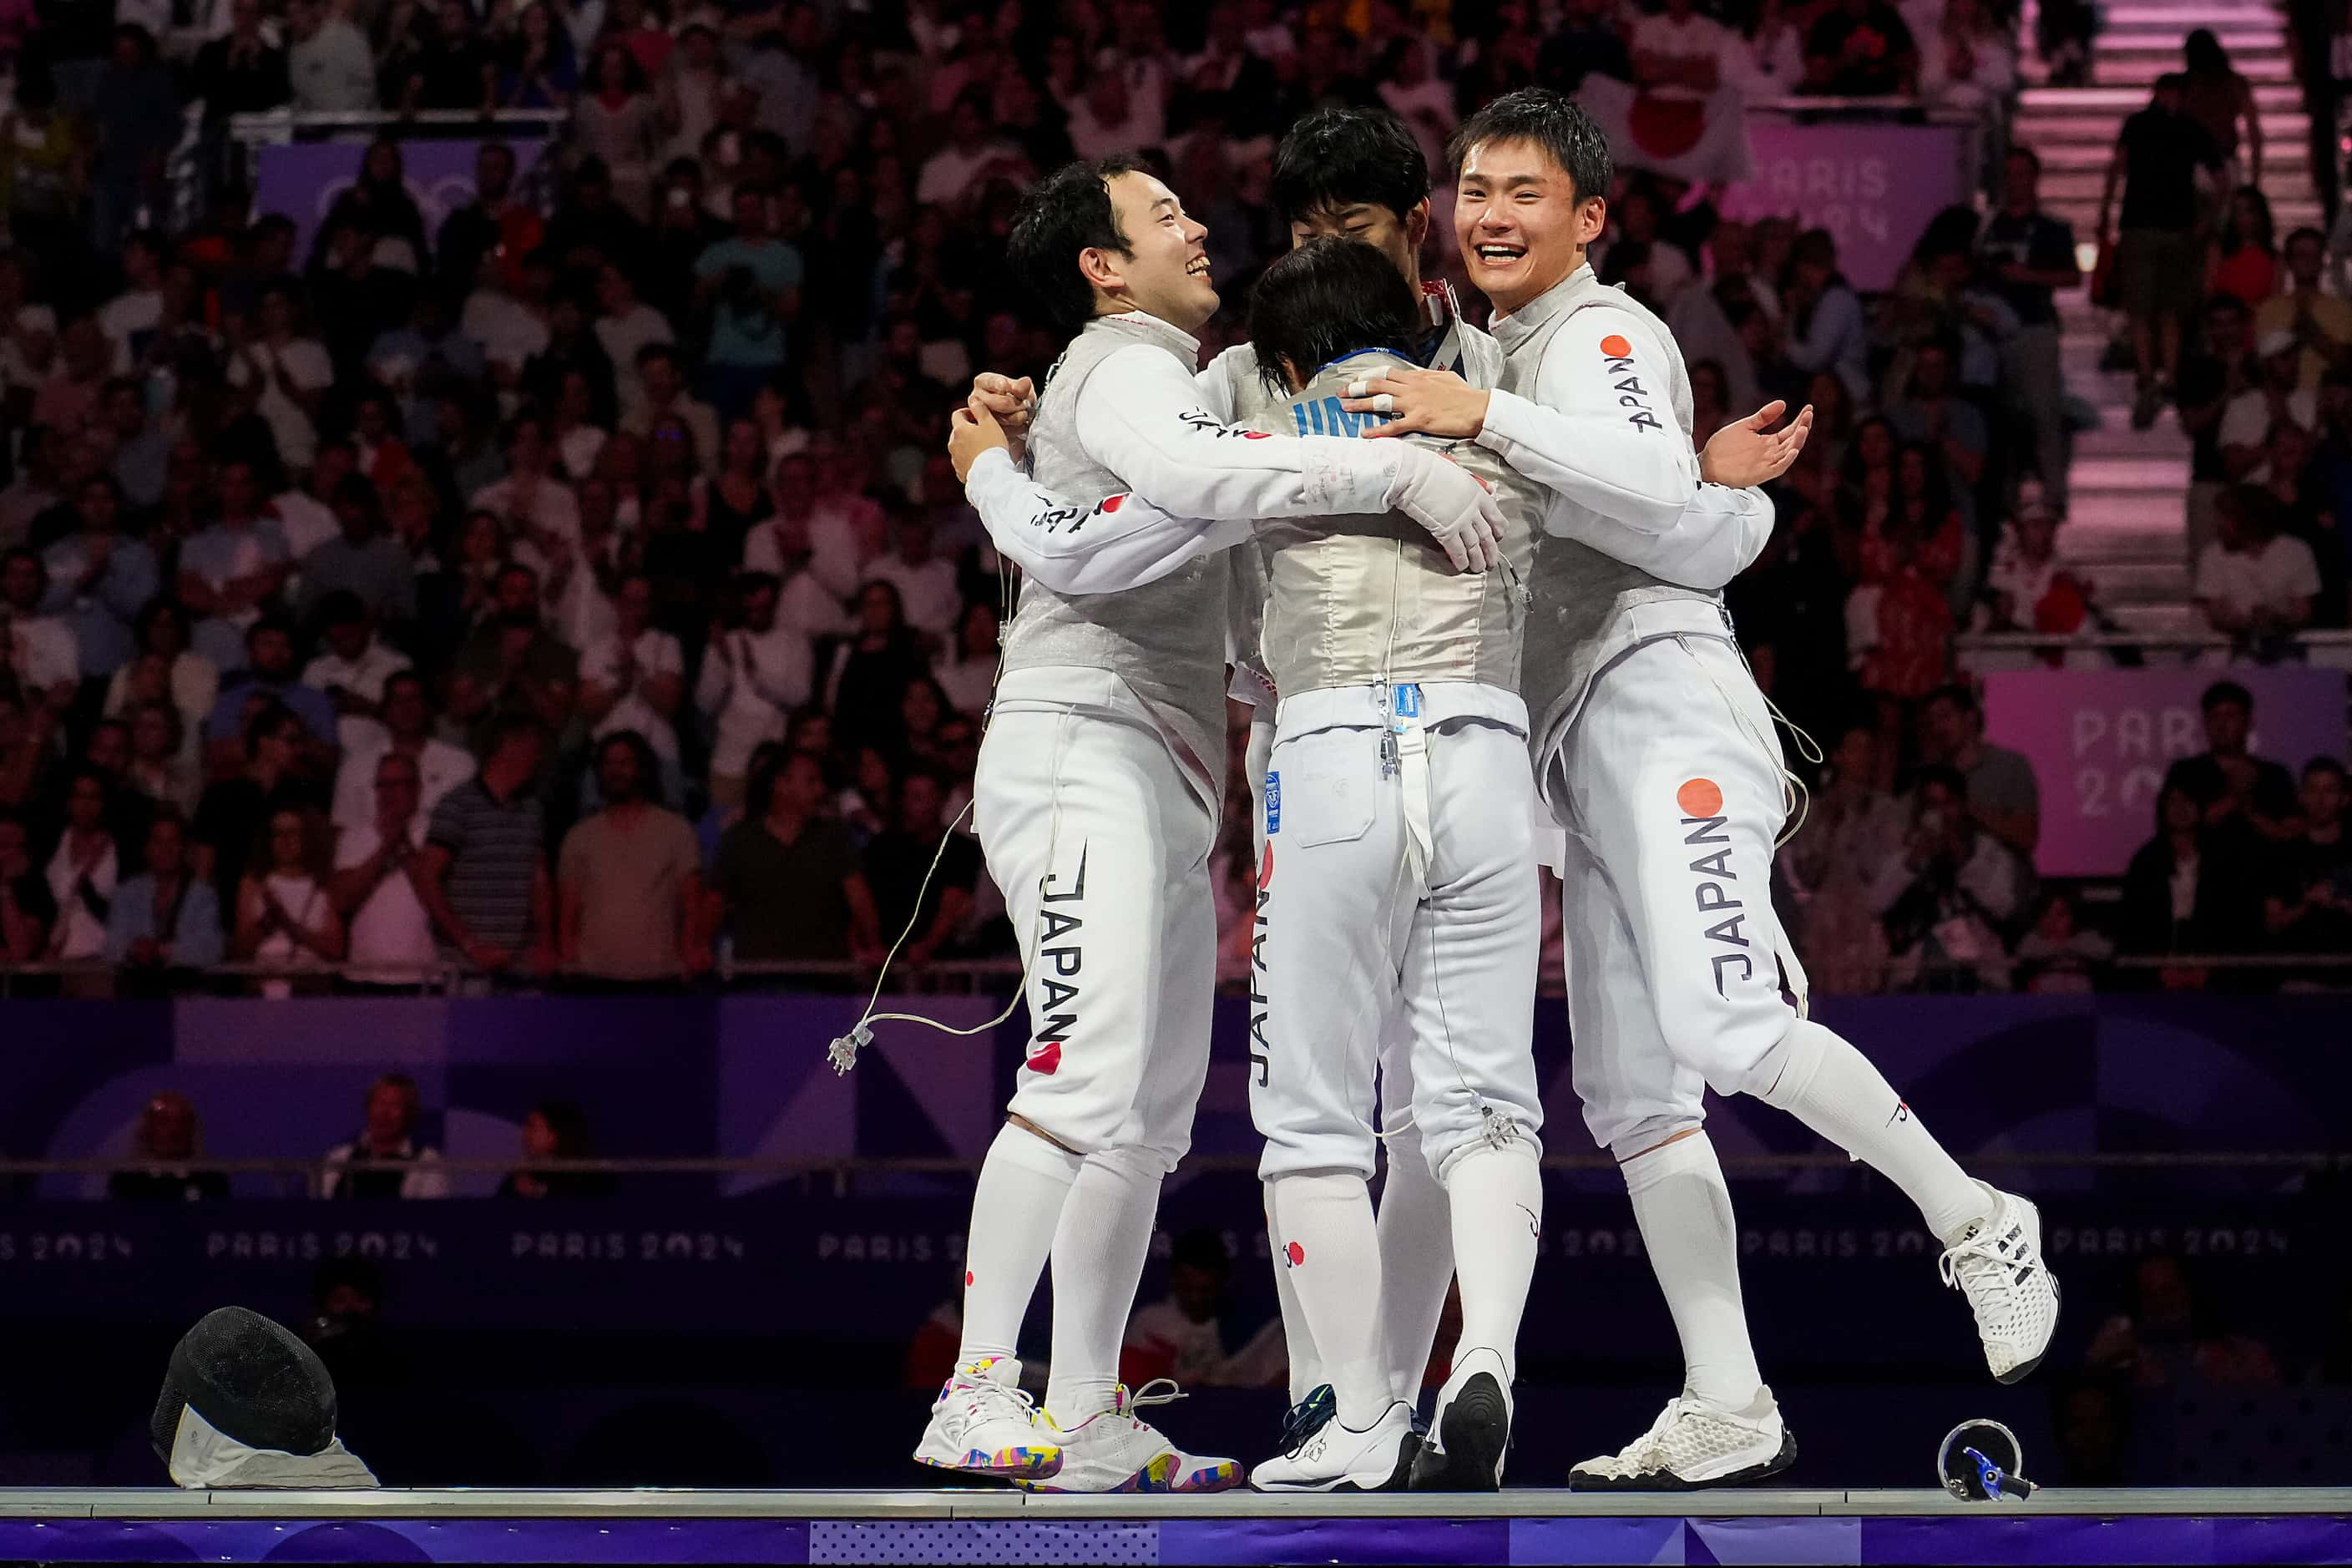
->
<box><xmin>901</xmin><ymin>89</ymin><xmax>2059</xmax><ymax>1495</ymax></box>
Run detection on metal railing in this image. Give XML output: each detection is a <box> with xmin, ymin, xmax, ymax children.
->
<box><xmin>224</xmin><ymin>108</ymin><xmax>572</xmax><ymax>144</ymax></box>
<box><xmin>4</xmin><ymin>950</ymin><xmax>2351</xmax><ymax>998</ymax></box>
<box><xmin>10</xmin><ymin>1147</ymin><xmax>2343</xmax><ymax>1188</ymax></box>
<box><xmin>1955</xmin><ymin>630</ymin><xmax>2352</xmax><ymax>669</ymax></box>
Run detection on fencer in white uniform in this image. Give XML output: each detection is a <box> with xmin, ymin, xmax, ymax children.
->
<box><xmin>1344</xmin><ymin>89</ymin><xmax>2062</xmax><ymax>1490</ymax></box>
<box><xmin>913</xmin><ymin>155</ymin><xmax>1506</xmax><ymax>1496</ymax></box>
<box><xmin>967</xmin><ymin>230</ymin><xmax>1803</xmax><ymax>1491</ymax></box>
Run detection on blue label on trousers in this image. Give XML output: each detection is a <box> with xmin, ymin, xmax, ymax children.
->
<box><xmin>1266</xmin><ymin>771</ymin><xmax>1281</xmax><ymax>834</ymax></box>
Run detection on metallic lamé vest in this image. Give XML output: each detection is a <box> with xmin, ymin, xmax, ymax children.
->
<box><xmin>1246</xmin><ymin>351</ymin><xmax>1538</xmax><ymax>698</ymax></box>
<box><xmin>1002</xmin><ymin>314</ymin><xmax>1233</xmax><ymax>790</ymax></box>
<box><xmin>1505</xmin><ymin>267</ymin><xmax>1726</xmax><ymax>760</ymax></box>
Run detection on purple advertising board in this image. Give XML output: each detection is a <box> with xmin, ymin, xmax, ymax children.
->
<box><xmin>253</xmin><ymin>139</ymin><xmax>549</xmax><ymax>264</ymax></box>
<box><xmin>1718</xmin><ymin>119</ymin><xmax>1968</xmax><ymax>290</ymax></box>
<box><xmin>1982</xmin><ymin>665</ymin><xmax>2348</xmax><ymax>875</ymax></box>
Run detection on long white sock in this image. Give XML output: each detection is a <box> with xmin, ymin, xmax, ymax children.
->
<box><xmin>1376</xmin><ymin>1127</ymin><xmax>1455</xmax><ymax>1405</ymax></box>
<box><xmin>1620</xmin><ymin>1131</ymin><xmax>1763</xmax><ymax>1412</ymax></box>
<box><xmin>1747</xmin><ymin>1019</ymin><xmax>1993</xmax><ymax>1244</ymax></box>
<box><xmin>1044</xmin><ymin>1145</ymin><xmax>1163</xmax><ymax>1425</ymax></box>
<box><xmin>1442</xmin><ymin>1143</ymin><xmax>1542</xmax><ymax>1388</ymax></box>
<box><xmin>959</xmin><ymin>1123</ymin><xmax>1084</xmax><ymax>1365</ymax></box>
<box><xmin>1266</xmin><ymin>1180</ymin><xmax>1324</xmax><ymax>1405</ymax></box>
<box><xmin>1269</xmin><ymin>1171</ymin><xmax>1388</xmax><ymax>1429</ymax></box>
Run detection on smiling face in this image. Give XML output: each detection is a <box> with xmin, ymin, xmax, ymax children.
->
<box><xmin>1093</xmin><ymin>170</ymin><xmax>1217</xmax><ymax>333</ymax></box>
<box><xmin>1454</xmin><ymin>137</ymin><xmax>1605</xmax><ymax>316</ymax></box>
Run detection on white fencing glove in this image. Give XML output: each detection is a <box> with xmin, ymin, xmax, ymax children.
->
<box><xmin>1383</xmin><ymin>443</ymin><xmax>1503</xmax><ymax>574</ymax></box>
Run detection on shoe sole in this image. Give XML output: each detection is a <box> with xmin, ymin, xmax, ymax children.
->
<box><xmin>913</xmin><ymin>1444</ymin><xmax>1064</xmax><ymax>1481</ymax></box>
<box><xmin>1409</xmin><ymin>1373</ymin><xmax>1508</xmax><ymax>1492</ymax></box>
<box><xmin>1991</xmin><ymin>1196</ymin><xmax>2061</xmax><ymax>1387</ymax></box>
<box><xmin>1020</xmin><ymin>1454</ymin><xmax>1243</xmax><ymax>1494</ymax></box>
<box><xmin>1568</xmin><ymin>1427</ymin><xmax>1798</xmax><ymax>1492</ymax></box>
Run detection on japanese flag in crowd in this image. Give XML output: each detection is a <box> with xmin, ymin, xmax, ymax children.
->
<box><xmin>1577</xmin><ymin>78</ymin><xmax>1755</xmax><ymax>186</ymax></box>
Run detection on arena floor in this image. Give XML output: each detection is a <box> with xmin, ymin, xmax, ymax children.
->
<box><xmin>1</xmin><ymin>1486</ymin><xmax>2347</xmax><ymax>1564</ymax></box>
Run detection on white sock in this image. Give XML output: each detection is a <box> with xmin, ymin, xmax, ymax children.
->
<box><xmin>1266</xmin><ymin>1180</ymin><xmax>1324</xmax><ymax>1405</ymax></box>
<box><xmin>1269</xmin><ymin>1171</ymin><xmax>1389</xmax><ymax>1429</ymax></box>
<box><xmin>1747</xmin><ymin>1019</ymin><xmax>1993</xmax><ymax>1245</ymax></box>
<box><xmin>1620</xmin><ymin>1130</ymin><xmax>1763</xmax><ymax>1412</ymax></box>
<box><xmin>1442</xmin><ymin>1143</ymin><xmax>1542</xmax><ymax>1388</ymax></box>
<box><xmin>1044</xmin><ymin>1145</ymin><xmax>1163</xmax><ymax>1425</ymax></box>
<box><xmin>959</xmin><ymin>1123</ymin><xmax>1083</xmax><ymax>1366</ymax></box>
<box><xmin>1376</xmin><ymin>1126</ymin><xmax>1455</xmax><ymax>1406</ymax></box>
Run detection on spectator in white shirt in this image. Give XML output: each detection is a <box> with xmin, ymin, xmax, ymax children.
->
<box><xmin>620</xmin><ymin>343</ymin><xmax>721</xmax><ymax>475</ymax></box>
<box><xmin>695</xmin><ymin>570</ymin><xmax>812</xmax><ymax>809</ymax></box>
<box><xmin>328</xmin><ymin>749</ymin><xmax>439</xmax><ymax>985</ymax></box>
<box><xmin>96</xmin><ymin>234</ymin><xmax>166</xmax><ymax>367</ymax></box>
<box><xmin>45</xmin><ymin>767</ymin><xmax>120</xmax><ymax>962</ymax></box>
<box><xmin>226</xmin><ymin>282</ymin><xmax>335</xmax><ymax>476</ymax></box>
<box><xmin>746</xmin><ymin>453</ymin><xmax>857</xmax><ymax>630</ymax></box>
<box><xmin>267</xmin><ymin>440</ymin><xmax>353</xmax><ymax>568</ymax></box>
<box><xmin>2221</xmin><ymin>330</ymin><xmax>2318</xmax><ymax>482</ymax></box>
<box><xmin>2</xmin><ymin>548</ymin><xmax>79</xmax><ymax>721</ymax></box>
<box><xmin>331</xmin><ymin>670</ymin><xmax>476</xmax><ymax>830</ymax></box>
<box><xmin>471</xmin><ymin>413</ymin><xmax>582</xmax><ymax>559</ymax></box>
<box><xmin>2197</xmin><ymin>484</ymin><xmax>2322</xmax><ymax>658</ymax></box>
<box><xmin>579</xmin><ymin>572</ymin><xmax>687</xmax><ymax>795</ymax></box>
<box><xmin>463</xmin><ymin>250</ymin><xmax>554</xmax><ymax>401</ymax></box>
<box><xmin>301</xmin><ymin>592</ymin><xmax>411</xmax><ymax>719</ymax></box>
<box><xmin>595</xmin><ymin>263</ymin><xmax>674</xmax><ymax>421</ymax></box>
<box><xmin>862</xmin><ymin>513</ymin><xmax>961</xmax><ymax>645</ymax></box>
<box><xmin>287</xmin><ymin>0</ymin><xmax>377</xmax><ymax>110</ymax></box>
<box><xmin>915</xmin><ymin>93</ymin><xmax>1025</xmax><ymax>210</ymax></box>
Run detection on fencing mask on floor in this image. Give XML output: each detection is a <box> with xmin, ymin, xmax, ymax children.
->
<box><xmin>149</xmin><ymin>1307</ymin><xmax>377</xmax><ymax>1489</ymax></box>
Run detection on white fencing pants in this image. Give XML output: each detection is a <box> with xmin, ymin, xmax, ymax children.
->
<box><xmin>1252</xmin><ymin>713</ymin><xmax>1543</xmax><ymax>1184</ymax></box>
<box><xmin>976</xmin><ymin>699</ymin><xmax>1217</xmax><ymax>1171</ymax></box>
<box><xmin>1547</xmin><ymin>634</ymin><xmax>1808</xmax><ymax>1156</ymax></box>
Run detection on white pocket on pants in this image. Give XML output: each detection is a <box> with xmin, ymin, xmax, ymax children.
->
<box><xmin>1270</xmin><ymin>730</ymin><xmax>1378</xmax><ymax>848</ymax></box>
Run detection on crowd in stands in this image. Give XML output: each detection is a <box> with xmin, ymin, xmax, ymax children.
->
<box><xmin>0</xmin><ymin>0</ymin><xmax>2345</xmax><ymax>1004</ymax></box>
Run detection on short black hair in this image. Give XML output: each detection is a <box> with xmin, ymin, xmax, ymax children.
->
<box><xmin>1272</xmin><ymin>106</ymin><xmax>1430</xmax><ymax>228</ymax></box>
<box><xmin>594</xmin><ymin>728</ymin><xmax>665</xmax><ymax>807</ymax></box>
<box><xmin>2201</xmin><ymin>680</ymin><xmax>2254</xmax><ymax>715</ymax></box>
<box><xmin>2006</xmin><ymin>144</ymin><xmax>2041</xmax><ymax>177</ymax></box>
<box><xmin>2287</xmin><ymin>225</ymin><xmax>2328</xmax><ymax>252</ymax></box>
<box><xmin>1447</xmin><ymin>88</ymin><xmax>1613</xmax><ymax>205</ymax></box>
<box><xmin>1248</xmin><ymin>235</ymin><xmax>1424</xmax><ymax>395</ymax></box>
<box><xmin>1006</xmin><ymin>155</ymin><xmax>1144</xmax><ymax>336</ymax></box>
<box><xmin>2304</xmin><ymin>756</ymin><xmax>2347</xmax><ymax>785</ymax></box>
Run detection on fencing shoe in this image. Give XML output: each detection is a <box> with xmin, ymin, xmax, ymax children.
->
<box><xmin>1018</xmin><ymin>1381</ymin><xmax>1241</xmax><ymax>1494</ymax></box>
<box><xmin>1569</xmin><ymin>1389</ymin><xmax>1797</xmax><ymax>1490</ymax></box>
<box><xmin>913</xmin><ymin>1357</ymin><xmax>1061</xmax><ymax>1479</ymax></box>
<box><xmin>1408</xmin><ymin>1348</ymin><xmax>1511</xmax><ymax>1491</ymax></box>
<box><xmin>1939</xmin><ymin>1183</ymin><xmax>2061</xmax><ymax>1383</ymax></box>
<box><xmin>1250</xmin><ymin>1399</ymin><xmax>1417</xmax><ymax>1493</ymax></box>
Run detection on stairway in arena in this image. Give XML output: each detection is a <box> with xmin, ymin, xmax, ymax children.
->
<box><xmin>2009</xmin><ymin>0</ymin><xmax>2316</xmax><ymax>637</ymax></box>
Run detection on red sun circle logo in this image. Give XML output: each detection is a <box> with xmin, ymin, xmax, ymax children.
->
<box><xmin>1284</xmin><ymin>1242</ymin><xmax>1305</xmax><ymax>1267</ymax></box>
<box><xmin>1600</xmin><ymin>333</ymin><xmax>1634</xmax><ymax>359</ymax></box>
<box><xmin>1677</xmin><ymin>777</ymin><xmax>1724</xmax><ymax>817</ymax></box>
